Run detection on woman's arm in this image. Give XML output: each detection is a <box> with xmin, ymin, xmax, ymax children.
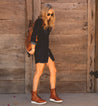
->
<box><xmin>31</xmin><ymin>43</ymin><xmax>36</xmax><ymax>49</ymax></box>
<box><xmin>31</xmin><ymin>18</ymin><xmax>43</xmax><ymax>49</ymax></box>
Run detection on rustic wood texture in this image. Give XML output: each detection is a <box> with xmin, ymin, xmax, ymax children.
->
<box><xmin>0</xmin><ymin>0</ymin><xmax>25</xmax><ymax>93</ymax></box>
<box><xmin>87</xmin><ymin>0</ymin><xmax>96</xmax><ymax>92</ymax></box>
<box><xmin>38</xmin><ymin>0</ymin><xmax>96</xmax><ymax>93</ymax></box>
<box><xmin>33</xmin><ymin>0</ymin><xmax>41</xmax><ymax>20</ymax></box>
<box><xmin>0</xmin><ymin>0</ymin><xmax>25</xmax><ymax>34</ymax></box>
<box><xmin>0</xmin><ymin>0</ymin><xmax>96</xmax><ymax>93</ymax></box>
<box><xmin>25</xmin><ymin>0</ymin><xmax>33</xmax><ymax>94</ymax></box>
<box><xmin>95</xmin><ymin>0</ymin><xmax>98</xmax><ymax>92</ymax></box>
<box><xmin>39</xmin><ymin>81</ymin><xmax>86</xmax><ymax>93</ymax></box>
<box><xmin>41</xmin><ymin>0</ymin><xmax>87</xmax><ymax>3</ymax></box>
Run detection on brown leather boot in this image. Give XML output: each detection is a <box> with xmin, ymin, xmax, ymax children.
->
<box><xmin>49</xmin><ymin>88</ymin><xmax>63</xmax><ymax>103</ymax></box>
<box><xmin>31</xmin><ymin>90</ymin><xmax>47</xmax><ymax>104</ymax></box>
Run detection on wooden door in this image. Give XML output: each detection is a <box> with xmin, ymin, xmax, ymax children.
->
<box><xmin>36</xmin><ymin>0</ymin><xmax>95</xmax><ymax>93</ymax></box>
<box><xmin>0</xmin><ymin>0</ymin><xmax>26</xmax><ymax>93</ymax></box>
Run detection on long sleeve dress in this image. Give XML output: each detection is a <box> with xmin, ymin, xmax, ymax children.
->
<box><xmin>31</xmin><ymin>17</ymin><xmax>55</xmax><ymax>64</ymax></box>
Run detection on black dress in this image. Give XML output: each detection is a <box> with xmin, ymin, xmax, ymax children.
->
<box><xmin>31</xmin><ymin>17</ymin><xmax>55</xmax><ymax>64</ymax></box>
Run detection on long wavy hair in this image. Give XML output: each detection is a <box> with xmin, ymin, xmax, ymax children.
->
<box><xmin>39</xmin><ymin>4</ymin><xmax>55</xmax><ymax>30</ymax></box>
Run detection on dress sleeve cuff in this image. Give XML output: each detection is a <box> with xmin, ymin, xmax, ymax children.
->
<box><xmin>31</xmin><ymin>41</ymin><xmax>36</xmax><ymax>45</ymax></box>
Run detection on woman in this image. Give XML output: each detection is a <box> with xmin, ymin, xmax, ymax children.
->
<box><xmin>28</xmin><ymin>4</ymin><xmax>63</xmax><ymax>104</ymax></box>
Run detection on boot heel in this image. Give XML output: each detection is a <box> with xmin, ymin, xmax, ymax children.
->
<box><xmin>49</xmin><ymin>88</ymin><xmax>63</xmax><ymax>103</ymax></box>
<box><xmin>49</xmin><ymin>98</ymin><xmax>63</xmax><ymax>103</ymax></box>
<box><xmin>31</xmin><ymin>90</ymin><xmax>47</xmax><ymax>104</ymax></box>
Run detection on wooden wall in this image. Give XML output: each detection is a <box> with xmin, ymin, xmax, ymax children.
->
<box><xmin>0</xmin><ymin>0</ymin><xmax>96</xmax><ymax>93</ymax></box>
<box><xmin>0</xmin><ymin>0</ymin><xmax>26</xmax><ymax>93</ymax></box>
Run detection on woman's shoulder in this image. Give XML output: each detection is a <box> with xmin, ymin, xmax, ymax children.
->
<box><xmin>35</xmin><ymin>17</ymin><xmax>43</xmax><ymax>25</ymax></box>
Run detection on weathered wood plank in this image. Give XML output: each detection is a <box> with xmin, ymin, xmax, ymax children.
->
<box><xmin>0</xmin><ymin>34</ymin><xmax>25</xmax><ymax>49</ymax></box>
<box><xmin>26</xmin><ymin>0</ymin><xmax>33</xmax><ymax>23</ymax></box>
<box><xmin>0</xmin><ymin>1</ymin><xmax>25</xmax><ymax>19</ymax></box>
<box><xmin>33</xmin><ymin>0</ymin><xmax>41</xmax><ymax>20</ymax></box>
<box><xmin>0</xmin><ymin>34</ymin><xmax>25</xmax><ymax>68</ymax></box>
<box><xmin>54</xmin><ymin>63</ymin><xmax>87</xmax><ymax>73</ymax></box>
<box><xmin>0</xmin><ymin>68</ymin><xmax>24</xmax><ymax>80</ymax></box>
<box><xmin>0</xmin><ymin>34</ymin><xmax>25</xmax><ymax>80</ymax></box>
<box><xmin>50</xmin><ymin>45</ymin><xmax>87</xmax><ymax>55</ymax></box>
<box><xmin>50</xmin><ymin>53</ymin><xmax>87</xmax><ymax>64</ymax></box>
<box><xmin>0</xmin><ymin>0</ymin><xmax>25</xmax><ymax>34</ymax></box>
<box><xmin>95</xmin><ymin>0</ymin><xmax>98</xmax><ymax>93</ymax></box>
<box><xmin>87</xmin><ymin>0</ymin><xmax>96</xmax><ymax>92</ymax></box>
<box><xmin>40</xmin><ymin>69</ymin><xmax>86</xmax><ymax>81</ymax></box>
<box><xmin>25</xmin><ymin>0</ymin><xmax>33</xmax><ymax>94</ymax></box>
<box><xmin>51</xmin><ymin>22</ymin><xmax>88</xmax><ymax>35</ymax></box>
<box><xmin>57</xmin><ymin>62</ymin><xmax>86</xmax><ymax>71</ymax></box>
<box><xmin>49</xmin><ymin>34</ymin><xmax>87</xmax><ymax>57</ymax></box>
<box><xmin>41</xmin><ymin>0</ymin><xmax>87</xmax><ymax>3</ymax></box>
<box><xmin>57</xmin><ymin>70</ymin><xmax>86</xmax><ymax>82</ymax></box>
<box><xmin>0</xmin><ymin>80</ymin><xmax>24</xmax><ymax>93</ymax></box>
<box><xmin>0</xmin><ymin>21</ymin><xmax>25</xmax><ymax>34</ymax></box>
<box><xmin>0</xmin><ymin>53</ymin><xmax>24</xmax><ymax>65</ymax></box>
<box><xmin>55</xmin><ymin>63</ymin><xmax>87</xmax><ymax>71</ymax></box>
<box><xmin>55</xmin><ymin>10</ymin><xmax>88</xmax><ymax>23</ymax></box>
<box><xmin>39</xmin><ymin>81</ymin><xmax>86</xmax><ymax>93</ymax></box>
<box><xmin>41</xmin><ymin>2</ymin><xmax>87</xmax><ymax>10</ymax></box>
<box><xmin>96</xmin><ymin>79</ymin><xmax>98</xmax><ymax>92</ymax></box>
<box><xmin>49</xmin><ymin>34</ymin><xmax>87</xmax><ymax>45</ymax></box>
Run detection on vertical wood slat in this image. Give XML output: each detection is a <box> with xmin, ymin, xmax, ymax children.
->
<box><xmin>87</xmin><ymin>0</ymin><xmax>96</xmax><ymax>92</ymax></box>
<box><xmin>33</xmin><ymin>0</ymin><xmax>41</xmax><ymax>21</ymax></box>
<box><xmin>95</xmin><ymin>0</ymin><xmax>98</xmax><ymax>93</ymax></box>
<box><xmin>25</xmin><ymin>0</ymin><xmax>33</xmax><ymax>94</ymax></box>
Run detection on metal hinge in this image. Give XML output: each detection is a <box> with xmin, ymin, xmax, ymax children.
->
<box><xmin>89</xmin><ymin>71</ymin><xmax>98</xmax><ymax>78</ymax></box>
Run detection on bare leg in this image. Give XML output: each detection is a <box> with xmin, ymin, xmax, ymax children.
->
<box><xmin>32</xmin><ymin>62</ymin><xmax>45</xmax><ymax>91</ymax></box>
<box><xmin>46</xmin><ymin>57</ymin><xmax>57</xmax><ymax>89</ymax></box>
<box><xmin>31</xmin><ymin>62</ymin><xmax>47</xmax><ymax>104</ymax></box>
<box><xmin>46</xmin><ymin>57</ymin><xmax>63</xmax><ymax>103</ymax></box>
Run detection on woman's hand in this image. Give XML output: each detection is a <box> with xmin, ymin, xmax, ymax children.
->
<box><xmin>28</xmin><ymin>48</ymin><xmax>35</xmax><ymax>55</ymax></box>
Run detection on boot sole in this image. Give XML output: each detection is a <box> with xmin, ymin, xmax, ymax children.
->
<box><xmin>31</xmin><ymin>100</ymin><xmax>47</xmax><ymax>104</ymax></box>
<box><xmin>49</xmin><ymin>98</ymin><xmax>63</xmax><ymax>103</ymax></box>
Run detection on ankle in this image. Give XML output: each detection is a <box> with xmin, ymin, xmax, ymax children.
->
<box><xmin>50</xmin><ymin>87</ymin><xmax>55</xmax><ymax>89</ymax></box>
<box><xmin>31</xmin><ymin>90</ymin><xmax>37</xmax><ymax>94</ymax></box>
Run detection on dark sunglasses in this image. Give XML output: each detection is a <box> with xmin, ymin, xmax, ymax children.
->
<box><xmin>47</xmin><ymin>13</ymin><xmax>54</xmax><ymax>16</ymax></box>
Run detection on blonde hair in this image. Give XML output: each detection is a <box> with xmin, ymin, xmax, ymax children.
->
<box><xmin>39</xmin><ymin>4</ymin><xmax>55</xmax><ymax>30</ymax></box>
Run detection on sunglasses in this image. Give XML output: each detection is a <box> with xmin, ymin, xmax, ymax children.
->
<box><xmin>47</xmin><ymin>13</ymin><xmax>54</xmax><ymax>16</ymax></box>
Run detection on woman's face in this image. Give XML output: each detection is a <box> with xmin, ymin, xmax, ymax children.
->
<box><xmin>46</xmin><ymin>9</ymin><xmax>54</xmax><ymax>20</ymax></box>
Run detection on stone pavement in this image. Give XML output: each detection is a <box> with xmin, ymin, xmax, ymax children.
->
<box><xmin>0</xmin><ymin>93</ymin><xmax>98</xmax><ymax>106</ymax></box>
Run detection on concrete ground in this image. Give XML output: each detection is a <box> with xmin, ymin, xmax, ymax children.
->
<box><xmin>0</xmin><ymin>93</ymin><xmax>98</xmax><ymax>106</ymax></box>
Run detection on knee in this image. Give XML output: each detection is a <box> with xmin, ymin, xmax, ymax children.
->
<box><xmin>35</xmin><ymin>69</ymin><xmax>43</xmax><ymax>77</ymax></box>
<box><xmin>50</xmin><ymin>67</ymin><xmax>57</xmax><ymax>74</ymax></box>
